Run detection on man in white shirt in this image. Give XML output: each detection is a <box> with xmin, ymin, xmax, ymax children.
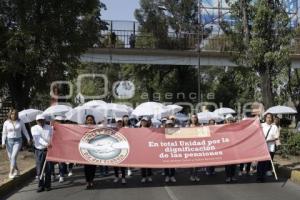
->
<box><xmin>257</xmin><ymin>112</ymin><xmax>279</xmax><ymax>182</ymax></box>
<box><xmin>31</xmin><ymin>114</ymin><xmax>53</xmax><ymax>192</ymax></box>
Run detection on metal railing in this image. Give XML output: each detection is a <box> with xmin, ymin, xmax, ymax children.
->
<box><xmin>99</xmin><ymin>20</ymin><xmax>300</xmax><ymax>53</ymax></box>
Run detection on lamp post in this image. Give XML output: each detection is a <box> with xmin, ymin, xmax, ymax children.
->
<box><xmin>197</xmin><ymin>0</ymin><xmax>202</xmax><ymax>103</ymax></box>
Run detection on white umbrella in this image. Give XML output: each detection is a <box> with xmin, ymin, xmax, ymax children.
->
<box><xmin>96</xmin><ymin>103</ymin><xmax>132</xmax><ymax>118</ymax></box>
<box><xmin>132</xmin><ymin>102</ymin><xmax>171</xmax><ymax>118</ymax></box>
<box><xmin>151</xmin><ymin>118</ymin><xmax>162</xmax><ymax>128</ymax></box>
<box><xmin>213</xmin><ymin>107</ymin><xmax>236</xmax><ymax>115</ymax></box>
<box><xmin>19</xmin><ymin>109</ymin><xmax>42</xmax><ymax>123</ymax></box>
<box><xmin>166</xmin><ymin>105</ymin><xmax>183</xmax><ymax>114</ymax></box>
<box><xmin>175</xmin><ymin>113</ymin><xmax>189</xmax><ymax>121</ymax></box>
<box><xmin>82</xmin><ymin>100</ymin><xmax>107</xmax><ymax>108</ymax></box>
<box><xmin>264</xmin><ymin>105</ymin><xmax>297</xmax><ymax>115</ymax></box>
<box><xmin>197</xmin><ymin>112</ymin><xmax>224</xmax><ymax>124</ymax></box>
<box><xmin>65</xmin><ymin>106</ymin><xmax>105</xmax><ymax>124</ymax></box>
<box><xmin>43</xmin><ymin>104</ymin><xmax>72</xmax><ymax>116</ymax></box>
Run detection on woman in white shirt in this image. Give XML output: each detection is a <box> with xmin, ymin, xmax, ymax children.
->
<box><xmin>1</xmin><ymin>109</ymin><xmax>31</xmax><ymax>179</ymax></box>
<box><xmin>257</xmin><ymin>112</ymin><xmax>279</xmax><ymax>182</ymax></box>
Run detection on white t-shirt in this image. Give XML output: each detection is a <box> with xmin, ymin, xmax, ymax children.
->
<box><xmin>31</xmin><ymin>124</ymin><xmax>53</xmax><ymax>150</ymax></box>
<box><xmin>261</xmin><ymin>122</ymin><xmax>279</xmax><ymax>152</ymax></box>
<box><xmin>2</xmin><ymin>120</ymin><xmax>30</xmax><ymax>145</ymax></box>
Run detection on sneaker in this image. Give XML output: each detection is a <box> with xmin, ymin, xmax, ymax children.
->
<box><xmin>225</xmin><ymin>177</ymin><xmax>231</xmax><ymax>183</ymax></box>
<box><xmin>127</xmin><ymin>169</ymin><xmax>132</xmax><ymax>176</ymax></box>
<box><xmin>190</xmin><ymin>176</ymin><xmax>195</xmax><ymax>182</ymax></box>
<box><xmin>266</xmin><ymin>171</ymin><xmax>273</xmax><ymax>176</ymax></box>
<box><xmin>147</xmin><ymin>177</ymin><xmax>152</xmax><ymax>182</ymax></box>
<box><xmin>141</xmin><ymin>178</ymin><xmax>146</xmax><ymax>183</ymax></box>
<box><xmin>121</xmin><ymin>178</ymin><xmax>126</xmax><ymax>184</ymax></box>
<box><xmin>13</xmin><ymin>170</ymin><xmax>20</xmax><ymax>176</ymax></box>
<box><xmin>195</xmin><ymin>177</ymin><xmax>200</xmax><ymax>182</ymax></box>
<box><xmin>231</xmin><ymin>177</ymin><xmax>237</xmax><ymax>182</ymax></box>
<box><xmin>68</xmin><ymin>171</ymin><xmax>73</xmax><ymax>177</ymax></box>
<box><xmin>238</xmin><ymin>171</ymin><xmax>243</xmax><ymax>176</ymax></box>
<box><xmin>37</xmin><ymin>187</ymin><xmax>44</xmax><ymax>193</ymax></box>
<box><xmin>59</xmin><ymin>177</ymin><xmax>64</xmax><ymax>183</ymax></box>
<box><xmin>165</xmin><ymin>176</ymin><xmax>170</xmax><ymax>183</ymax></box>
<box><xmin>8</xmin><ymin>173</ymin><xmax>15</xmax><ymax>179</ymax></box>
<box><xmin>113</xmin><ymin>177</ymin><xmax>119</xmax><ymax>183</ymax></box>
<box><xmin>170</xmin><ymin>176</ymin><xmax>176</xmax><ymax>183</ymax></box>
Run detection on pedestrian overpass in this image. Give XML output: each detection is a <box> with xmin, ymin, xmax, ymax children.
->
<box><xmin>81</xmin><ymin>48</ymin><xmax>300</xmax><ymax>68</ymax></box>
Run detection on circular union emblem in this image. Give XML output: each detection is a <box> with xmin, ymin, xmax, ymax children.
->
<box><xmin>79</xmin><ymin>128</ymin><xmax>129</xmax><ymax>165</ymax></box>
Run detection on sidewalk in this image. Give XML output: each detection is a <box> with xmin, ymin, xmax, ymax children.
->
<box><xmin>274</xmin><ymin>154</ymin><xmax>300</xmax><ymax>184</ymax></box>
<box><xmin>0</xmin><ymin>148</ymin><xmax>35</xmax><ymax>197</ymax></box>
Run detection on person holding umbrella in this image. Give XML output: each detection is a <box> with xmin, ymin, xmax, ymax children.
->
<box><xmin>2</xmin><ymin>108</ymin><xmax>31</xmax><ymax>179</ymax></box>
<box><xmin>31</xmin><ymin>114</ymin><xmax>53</xmax><ymax>192</ymax></box>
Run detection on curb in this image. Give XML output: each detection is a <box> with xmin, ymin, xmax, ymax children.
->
<box><xmin>291</xmin><ymin>170</ymin><xmax>300</xmax><ymax>184</ymax></box>
<box><xmin>0</xmin><ymin>165</ymin><xmax>35</xmax><ymax>199</ymax></box>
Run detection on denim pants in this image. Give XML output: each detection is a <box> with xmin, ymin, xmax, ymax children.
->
<box><xmin>6</xmin><ymin>137</ymin><xmax>22</xmax><ymax>169</ymax></box>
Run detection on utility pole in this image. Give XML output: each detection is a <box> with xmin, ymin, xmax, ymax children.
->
<box><xmin>197</xmin><ymin>0</ymin><xmax>202</xmax><ymax>103</ymax></box>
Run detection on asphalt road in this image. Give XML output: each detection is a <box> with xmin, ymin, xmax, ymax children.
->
<box><xmin>4</xmin><ymin>167</ymin><xmax>300</xmax><ymax>200</ymax></box>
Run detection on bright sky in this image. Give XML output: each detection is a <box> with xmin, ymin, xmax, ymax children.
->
<box><xmin>101</xmin><ymin>0</ymin><xmax>140</xmax><ymax>21</ymax></box>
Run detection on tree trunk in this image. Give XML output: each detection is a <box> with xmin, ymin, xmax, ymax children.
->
<box><xmin>241</xmin><ymin>0</ymin><xmax>250</xmax><ymax>45</ymax></box>
<box><xmin>260</xmin><ymin>68</ymin><xmax>274</xmax><ymax>110</ymax></box>
<box><xmin>7</xmin><ymin>73</ymin><xmax>30</xmax><ymax>110</ymax></box>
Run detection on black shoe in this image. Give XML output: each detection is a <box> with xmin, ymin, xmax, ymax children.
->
<box><xmin>86</xmin><ymin>185</ymin><xmax>91</xmax><ymax>190</ymax></box>
<box><xmin>37</xmin><ymin>187</ymin><xmax>44</xmax><ymax>193</ymax></box>
<box><xmin>45</xmin><ymin>187</ymin><xmax>51</xmax><ymax>191</ymax></box>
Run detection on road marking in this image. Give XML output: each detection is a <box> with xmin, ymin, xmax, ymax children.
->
<box><xmin>164</xmin><ymin>186</ymin><xmax>179</xmax><ymax>200</ymax></box>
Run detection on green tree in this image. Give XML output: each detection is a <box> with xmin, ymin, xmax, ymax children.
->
<box><xmin>223</xmin><ymin>0</ymin><xmax>292</xmax><ymax>109</ymax></box>
<box><xmin>0</xmin><ymin>0</ymin><xmax>107</xmax><ymax>110</ymax></box>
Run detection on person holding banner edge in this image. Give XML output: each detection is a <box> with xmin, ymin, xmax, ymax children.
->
<box><xmin>83</xmin><ymin>115</ymin><xmax>97</xmax><ymax>189</ymax></box>
<box><xmin>256</xmin><ymin>113</ymin><xmax>279</xmax><ymax>182</ymax></box>
<box><xmin>31</xmin><ymin>114</ymin><xmax>53</xmax><ymax>192</ymax></box>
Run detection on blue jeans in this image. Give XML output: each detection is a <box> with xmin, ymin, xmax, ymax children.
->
<box><xmin>6</xmin><ymin>137</ymin><xmax>22</xmax><ymax>169</ymax></box>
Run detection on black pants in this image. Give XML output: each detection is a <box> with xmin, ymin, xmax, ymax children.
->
<box><xmin>257</xmin><ymin>152</ymin><xmax>275</xmax><ymax>180</ymax></box>
<box><xmin>141</xmin><ymin>168</ymin><xmax>152</xmax><ymax>177</ymax></box>
<box><xmin>239</xmin><ymin>163</ymin><xmax>251</xmax><ymax>173</ymax></box>
<box><xmin>225</xmin><ymin>165</ymin><xmax>236</xmax><ymax>178</ymax></box>
<box><xmin>114</xmin><ymin>167</ymin><xmax>126</xmax><ymax>178</ymax></box>
<box><xmin>84</xmin><ymin>165</ymin><xmax>96</xmax><ymax>183</ymax></box>
<box><xmin>59</xmin><ymin>163</ymin><xmax>67</xmax><ymax>177</ymax></box>
<box><xmin>35</xmin><ymin>149</ymin><xmax>51</xmax><ymax>189</ymax></box>
<box><xmin>164</xmin><ymin>168</ymin><xmax>175</xmax><ymax>177</ymax></box>
<box><xmin>207</xmin><ymin>166</ymin><xmax>215</xmax><ymax>174</ymax></box>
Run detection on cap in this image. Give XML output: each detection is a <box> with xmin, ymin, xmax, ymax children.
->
<box><xmin>116</xmin><ymin>118</ymin><xmax>123</xmax><ymax>122</ymax></box>
<box><xmin>166</xmin><ymin>120</ymin><xmax>174</xmax><ymax>125</ymax></box>
<box><xmin>36</xmin><ymin>114</ymin><xmax>45</xmax><ymax>121</ymax></box>
<box><xmin>169</xmin><ymin>115</ymin><xmax>176</xmax><ymax>120</ymax></box>
<box><xmin>141</xmin><ymin>116</ymin><xmax>149</xmax><ymax>121</ymax></box>
<box><xmin>225</xmin><ymin>114</ymin><xmax>234</xmax><ymax>120</ymax></box>
<box><xmin>161</xmin><ymin>117</ymin><xmax>168</xmax><ymax>122</ymax></box>
<box><xmin>54</xmin><ymin>116</ymin><xmax>65</xmax><ymax>121</ymax></box>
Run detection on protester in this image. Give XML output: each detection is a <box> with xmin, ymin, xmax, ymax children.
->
<box><xmin>206</xmin><ymin>119</ymin><xmax>216</xmax><ymax>176</ymax></box>
<box><xmin>140</xmin><ymin>116</ymin><xmax>153</xmax><ymax>183</ymax></box>
<box><xmin>187</xmin><ymin>114</ymin><xmax>201</xmax><ymax>182</ymax></box>
<box><xmin>113</xmin><ymin>118</ymin><xmax>127</xmax><ymax>184</ymax></box>
<box><xmin>83</xmin><ymin>115</ymin><xmax>97</xmax><ymax>189</ymax></box>
<box><xmin>224</xmin><ymin>114</ymin><xmax>237</xmax><ymax>183</ymax></box>
<box><xmin>257</xmin><ymin>113</ymin><xmax>279</xmax><ymax>182</ymax></box>
<box><xmin>31</xmin><ymin>114</ymin><xmax>53</xmax><ymax>192</ymax></box>
<box><xmin>2</xmin><ymin>108</ymin><xmax>31</xmax><ymax>179</ymax></box>
<box><xmin>122</xmin><ymin>115</ymin><xmax>134</xmax><ymax>177</ymax></box>
<box><xmin>164</xmin><ymin>120</ymin><xmax>177</xmax><ymax>183</ymax></box>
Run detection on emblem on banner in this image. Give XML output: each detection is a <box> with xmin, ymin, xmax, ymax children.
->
<box><xmin>79</xmin><ymin>128</ymin><xmax>129</xmax><ymax>165</ymax></box>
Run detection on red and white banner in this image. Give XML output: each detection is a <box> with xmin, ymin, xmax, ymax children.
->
<box><xmin>46</xmin><ymin>118</ymin><xmax>271</xmax><ymax>168</ymax></box>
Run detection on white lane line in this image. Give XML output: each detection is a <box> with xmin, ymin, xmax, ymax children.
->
<box><xmin>164</xmin><ymin>186</ymin><xmax>179</xmax><ymax>200</ymax></box>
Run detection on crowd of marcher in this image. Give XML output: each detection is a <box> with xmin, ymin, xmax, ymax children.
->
<box><xmin>1</xmin><ymin>108</ymin><xmax>280</xmax><ymax>192</ymax></box>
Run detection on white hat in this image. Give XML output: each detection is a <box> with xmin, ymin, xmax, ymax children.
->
<box><xmin>225</xmin><ymin>114</ymin><xmax>234</xmax><ymax>120</ymax></box>
<box><xmin>141</xmin><ymin>116</ymin><xmax>149</xmax><ymax>121</ymax></box>
<box><xmin>36</xmin><ymin>114</ymin><xmax>45</xmax><ymax>121</ymax></box>
<box><xmin>54</xmin><ymin>116</ymin><xmax>65</xmax><ymax>121</ymax></box>
<box><xmin>115</xmin><ymin>118</ymin><xmax>123</xmax><ymax>122</ymax></box>
<box><xmin>166</xmin><ymin>120</ymin><xmax>174</xmax><ymax>125</ymax></box>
